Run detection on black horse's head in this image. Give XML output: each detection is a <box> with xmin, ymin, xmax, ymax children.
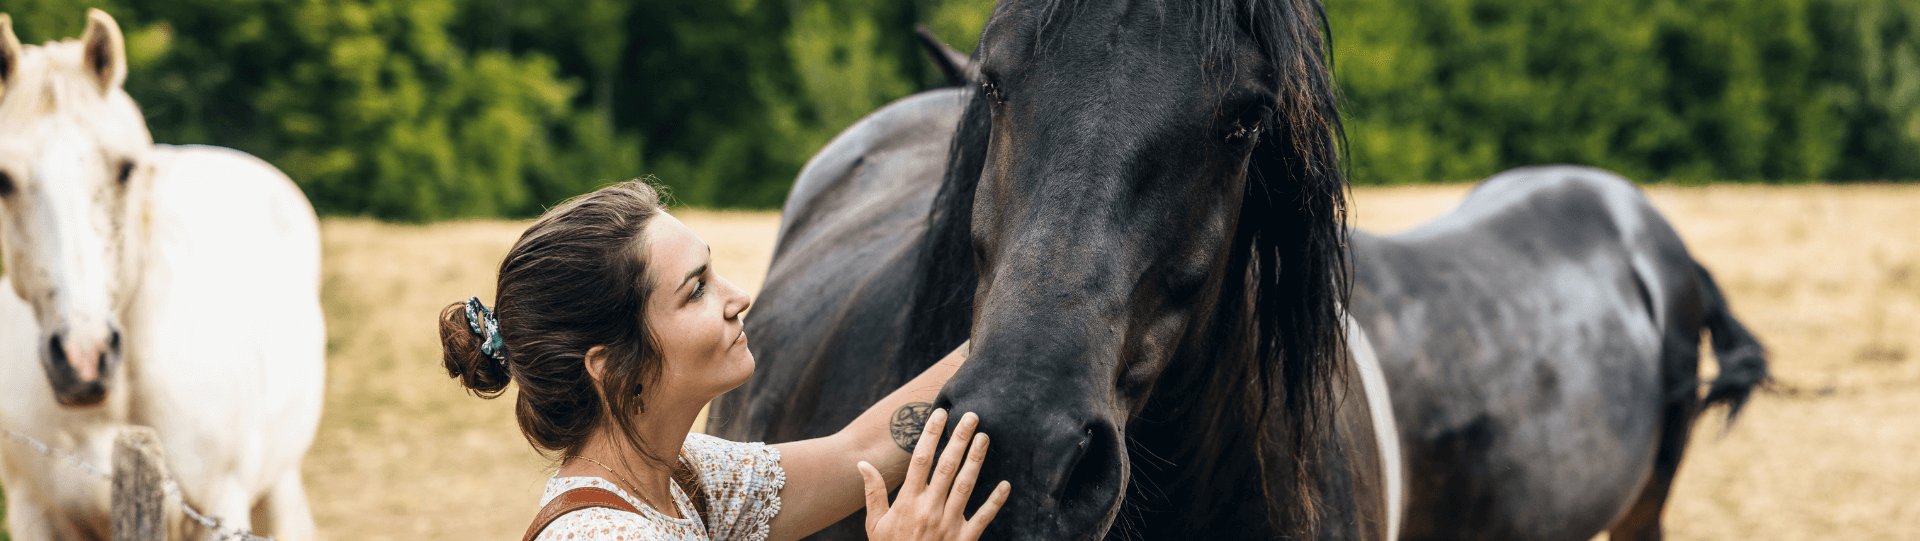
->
<box><xmin>908</xmin><ymin>0</ymin><xmax>1349</xmax><ymax>539</ymax></box>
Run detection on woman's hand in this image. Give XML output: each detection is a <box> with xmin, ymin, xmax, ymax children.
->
<box><xmin>857</xmin><ymin>409</ymin><xmax>1011</xmax><ymax>541</ymax></box>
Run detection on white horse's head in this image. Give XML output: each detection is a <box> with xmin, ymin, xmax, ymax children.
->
<box><xmin>0</xmin><ymin>10</ymin><xmax>153</xmax><ymax>407</ymax></box>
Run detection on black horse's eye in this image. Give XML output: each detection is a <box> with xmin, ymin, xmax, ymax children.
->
<box><xmin>1228</xmin><ymin>102</ymin><xmax>1273</xmax><ymax>142</ymax></box>
<box><xmin>1229</xmin><ymin>117</ymin><xmax>1265</xmax><ymax>141</ymax></box>
<box><xmin>116</xmin><ymin>160</ymin><xmax>136</xmax><ymax>186</ymax></box>
<box><xmin>982</xmin><ymin>81</ymin><xmax>1004</xmax><ymax>103</ymax></box>
<box><xmin>0</xmin><ymin>171</ymin><xmax>13</xmax><ymax>197</ymax></box>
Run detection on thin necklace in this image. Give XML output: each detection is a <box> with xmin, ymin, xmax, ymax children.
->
<box><xmin>569</xmin><ymin>455</ymin><xmax>673</xmax><ymax>516</ymax></box>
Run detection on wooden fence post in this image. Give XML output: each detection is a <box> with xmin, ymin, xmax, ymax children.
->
<box><xmin>113</xmin><ymin>426</ymin><xmax>169</xmax><ymax>541</ymax></box>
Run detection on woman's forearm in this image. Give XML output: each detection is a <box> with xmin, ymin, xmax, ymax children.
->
<box><xmin>763</xmin><ymin>342</ymin><xmax>971</xmax><ymax>541</ymax></box>
<box><xmin>836</xmin><ymin>341</ymin><xmax>970</xmax><ymax>481</ymax></box>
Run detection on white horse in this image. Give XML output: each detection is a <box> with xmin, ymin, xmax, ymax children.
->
<box><xmin>0</xmin><ymin>10</ymin><xmax>324</xmax><ymax>540</ymax></box>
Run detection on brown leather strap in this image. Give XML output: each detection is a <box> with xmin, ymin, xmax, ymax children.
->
<box><xmin>521</xmin><ymin>487</ymin><xmax>644</xmax><ymax>541</ymax></box>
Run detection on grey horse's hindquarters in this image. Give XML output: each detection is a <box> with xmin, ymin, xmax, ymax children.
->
<box><xmin>1351</xmin><ymin>166</ymin><xmax>1762</xmax><ymax>541</ymax></box>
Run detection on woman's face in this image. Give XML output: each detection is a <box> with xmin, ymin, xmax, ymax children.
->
<box><xmin>641</xmin><ymin>212</ymin><xmax>755</xmax><ymax>406</ymax></box>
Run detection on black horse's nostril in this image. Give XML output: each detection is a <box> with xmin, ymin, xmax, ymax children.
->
<box><xmin>1059</xmin><ymin>425</ymin><xmax>1121</xmax><ymax>507</ymax></box>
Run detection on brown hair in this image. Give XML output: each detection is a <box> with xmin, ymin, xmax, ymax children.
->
<box><xmin>438</xmin><ymin>179</ymin><xmax>709</xmax><ymax>517</ymax></box>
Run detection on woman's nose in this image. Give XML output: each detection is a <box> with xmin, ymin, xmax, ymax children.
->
<box><xmin>720</xmin><ymin>276</ymin><xmax>751</xmax><ymax>320</ymax></box>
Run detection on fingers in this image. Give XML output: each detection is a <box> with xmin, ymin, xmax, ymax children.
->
<box><xmin>858</xmin><ymin>461</ymin><xmax>890</xmax><ymax>528</ymax></box>
<box><xmin>899</xmin><ymin>408</ymin><xmax>948</xmax><ymax>499</ymax></box>
<box><xmin>858</xmin><ymin>461</ymin><xmax>890</xmax><ymax>532</ymax></box>
<box><xmin>924</xmin><ymin>411</ymin><xmax>979</xmax><ymax>498</ymax></box>
<box><xmin>867</xmin><ymin>409</ymin><xmax>1007</xmax><ymax>541</ymax></box>
<box><xmin>959</xmin><ymin>481</ymin><xmax>1013</xmax><ymax>541</ymax></box>
<box><xmin>942</xmin><ymin>432</ymin><xmax>990</xmax><ymax>521</ymax></box>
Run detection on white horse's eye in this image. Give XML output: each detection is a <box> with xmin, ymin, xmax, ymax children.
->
<box><xmin>116</xmin><ymin>161</ymin><xmax>135</xmax><ymax>186</ymax></box>
<box><xmin>0</xmin><ymin>171</ymin><xmax>14</xmax><ymax>197</ymax></box>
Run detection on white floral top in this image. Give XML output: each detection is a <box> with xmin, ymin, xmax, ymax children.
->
<box><xmin>534</xmin><ymin>433</ymin><xmax>787</xmax><ymax>541</ymax></box>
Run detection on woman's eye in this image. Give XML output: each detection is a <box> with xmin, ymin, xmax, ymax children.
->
<box><xmin>690</xmin><ymin>281</ymin><xmax>708</xmax><ymax>300</ymax></box>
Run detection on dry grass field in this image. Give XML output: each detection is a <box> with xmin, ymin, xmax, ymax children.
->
<box><xmin>11</xmin><ymin>185</ymin><xmax>1908</xmax><ymax>540</ymax></box>
<box><xmin>302</xmin><ymin>183</ymin><xmax>1917</xmax><ymax>541</ymax></box>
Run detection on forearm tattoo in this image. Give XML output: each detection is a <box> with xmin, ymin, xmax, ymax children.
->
<box><xmin>890</xmin><ymin>402</ymin><xmax>935</xmax><ymax>451</ymax></box>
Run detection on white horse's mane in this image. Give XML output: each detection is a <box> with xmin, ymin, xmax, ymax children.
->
<box><xmin>0</xmin><ymin>17</ymin><xmax>146</xmax><ymax>140</ymax></box>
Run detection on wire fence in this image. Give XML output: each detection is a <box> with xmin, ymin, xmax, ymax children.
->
<box><xmin>0</xmin><ymin>424</ymin><xmax>273</xmax><ymax>541</ymax></box>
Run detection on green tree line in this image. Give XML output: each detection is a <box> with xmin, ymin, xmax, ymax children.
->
<box><xmin>1331</xmin><ymin>0</ymin><xmax>1920</xmax><ymax>184</ymax></box>
<box><xmin>3</xmin><ymin>0</ymin><xmax>1914</xmax><ymax>220</ymax></box>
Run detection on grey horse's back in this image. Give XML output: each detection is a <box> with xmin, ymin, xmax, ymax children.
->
<box><xmin>711</xmin><ymin>89</ymin><xmax>967</xmax><ymax>444</ymax></box>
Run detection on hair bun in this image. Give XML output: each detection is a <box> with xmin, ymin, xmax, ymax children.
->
<box><xmin>440</xmin><ymin>301</ymin><xmax>512</xmax><ymax>396</ymax></box>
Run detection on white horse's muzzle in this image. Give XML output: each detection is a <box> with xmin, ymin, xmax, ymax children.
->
<box><xmin>39</xmin><ymin>320</ymin><xmax>123</xmax><ymax>407</ymax></box>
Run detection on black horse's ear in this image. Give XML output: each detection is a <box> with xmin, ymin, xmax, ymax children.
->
<box><xmin>916</xmin><ymin>24</ymin><xmax>977</xmax><ymax>87</ymax></box>
<box><xmin>0</xmin><ymin>14</ymin><xmax>20</xmax><ymax>97</ymax></box>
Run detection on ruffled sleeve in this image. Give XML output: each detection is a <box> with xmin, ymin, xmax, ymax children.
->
<box><xmin>681</xmin><ymin>433</ymin><xmax>786</xmax><ymax>541</ymax></box>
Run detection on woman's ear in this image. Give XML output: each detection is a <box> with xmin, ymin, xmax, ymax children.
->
<box><xmin>584</xmin><ymin>345</ymin><xmax>610</xmax><ymax>384</ymax></box>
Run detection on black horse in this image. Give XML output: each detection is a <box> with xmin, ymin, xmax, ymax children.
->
<box><xmin>1349</xmin><ymin>166</ymin><xmax>1769</xmax><ymax>541</ymax></box>
<box><xmin>710</xmin><ymin>0</ymin><xmax>1401</xmax><ymax>540</ymax></box>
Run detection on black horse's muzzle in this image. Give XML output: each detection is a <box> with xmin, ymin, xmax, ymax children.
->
<box><xmin>936</xmin><ymin>392</ymin><xmax>1128</xmax><ymax>541</ymax></box>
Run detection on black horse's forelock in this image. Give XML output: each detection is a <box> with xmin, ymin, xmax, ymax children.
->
<box><xmin>901</xmin><ymin>0</ymin><xmax>1349</xmax><ymax>535</ymax></box>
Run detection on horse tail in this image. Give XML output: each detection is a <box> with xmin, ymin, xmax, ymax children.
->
<box><xmin>1694</xmin><ymin>261</ymin><xmax>1769</xmax><ymax>424</ymax></box>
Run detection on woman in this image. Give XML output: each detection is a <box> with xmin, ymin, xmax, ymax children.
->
<box><xmin>439</xmin><ymin>180</ymin><xmax>1008</xmax><ymax>541</ymax></box>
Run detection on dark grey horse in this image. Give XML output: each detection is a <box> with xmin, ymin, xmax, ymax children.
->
<box><xmin>711</xmin><ymin>0</ymin><xmax>1401</xmax><ymax>539</ymax></box>
<box><xmin>716</xmin><ymin>4</ymin><xmax>1765</xmax><ymax>541</ymax></box>
<box><xmin>1349</xmin><ymin>166</ymin><xmax>1768</xmax><ymax>541</ymax></box>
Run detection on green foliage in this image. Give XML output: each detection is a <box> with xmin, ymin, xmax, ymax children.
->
<box><xmin>1331</xmin><ymin>0</ymin><xmax>1920</xmax><ymax>183</ymax></box>
<box><xmin>467</xmin><ymin>0</ymin><xmax>989</xmax><ymax>210</ymax></box>
<box><xmin>8</xmin><ymin>0</ymin><xmax>632</xmax><ymax>219</ymax></box>
<box><xmin>1</xmin><ymin>0</ymin><xmax>1912</xmax><ymax>219</ymax></box>
<box><xmin>1819</xmin><ymin>0</ymin><xmax>1920</xmax><ymax>179</ymax></box>
<box><xmin>140</xmin><ymin>0</ymin><xmax>630</xmax><ymax>219</ymax></box>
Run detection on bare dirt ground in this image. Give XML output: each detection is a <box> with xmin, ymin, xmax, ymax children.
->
<box><xmin>295</xmin><ymin>185</ymin><xmax>1917</xmax><ymax>539</ymax></box>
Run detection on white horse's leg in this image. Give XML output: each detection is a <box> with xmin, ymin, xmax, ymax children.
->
<box><xmin>4</xmin><ymin>490</ymin><xmax>51</xmax><ymax>541</ymax></box>
<box><xmin>2</xmin><ymin>488</ymin><xmax>70</xmax><ymax>541</ymax></box>
<box><xmin>186</xmin><ymin>482</ymin><xmax>258</xmax><ymax>541</ymax></box>
<box><xmin>251</xmin><ymin>469</ymin><xmax>317</xmax><ymax>541</ymax></box>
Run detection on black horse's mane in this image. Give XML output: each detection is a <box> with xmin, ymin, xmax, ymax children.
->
<box><xmin>900</xmin><ymin>0</ymin><xmax>1350</xmax><ymax>535</ymax></box>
